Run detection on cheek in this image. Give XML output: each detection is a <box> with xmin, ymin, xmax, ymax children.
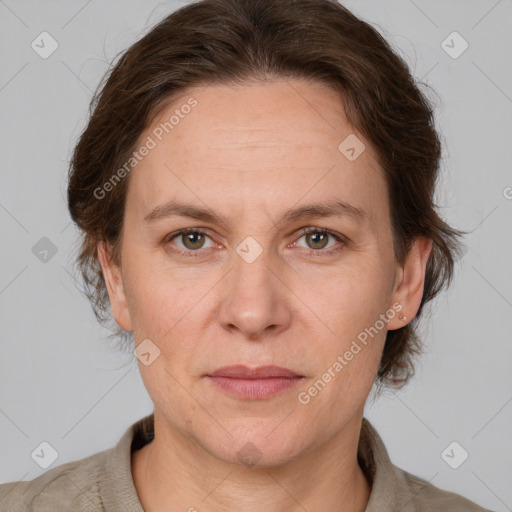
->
<box><xmin>292</xmin><ymin>260</ymin><xmax>391</xmax><ymax>389</ymax></box>
<box><xmin>299</xmin><ymin>307</ymin><xmax>386</xmax><ymax>412</ymax></box>
<box><xmin>121</xmin><ymin>241</ymin><xmax>190</xmax><ymax>319</ymax></box>
<box><xmin>301</xmin><ymin>258</ymin><xmax>393</xmax><ymax>328</ymax></box>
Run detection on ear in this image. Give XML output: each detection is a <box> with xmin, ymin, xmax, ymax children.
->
<box><xmin>387</xmin><ymin>236</ymin><xmax>433</xmax><ymax>330</ymax></box>
<box><xmin>97</xmin><ymin>240</ymin><xmax>133</xmax><ymax>332</ymax></box>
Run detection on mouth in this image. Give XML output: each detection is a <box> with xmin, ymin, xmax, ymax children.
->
<box><xmin>207</xmin><ymin>364</ymin><xmax>303</xmax><ymax>379</ymax></box>
<box><xmin>205</xmin><ymin>365</ymin><xmax>304</xmax><ymax>400</ymax></box>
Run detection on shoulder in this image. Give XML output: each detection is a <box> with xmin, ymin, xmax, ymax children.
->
<box><xmin>0</xmin><ymin>414</ymin><xmax>151</xmax><ymax>512</ymax></box>
<box><xmin>0</xmin><ymin>449</ymin><xmax>106</xmax><ymax>512</ymax></box>
<box><xmin>359</xmin><ymin>417</ymin><xmax>495</xmax><ymax>512</ymax></box>
<box><xmin>400</xmin><ymin>467</ymin><xmax>495</xmax><ymax>512</ymax></box>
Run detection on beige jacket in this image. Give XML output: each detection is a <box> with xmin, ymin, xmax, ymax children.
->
<box><xmin>0</xmin><ymin>414</ymin><xmax>494</xmax><ymax>511</ymax></box>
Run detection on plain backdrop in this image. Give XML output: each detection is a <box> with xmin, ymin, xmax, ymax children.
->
<box><xmin>0</xmin><ymin>1</ymin><xmax>511</xmax><ymax>510</ymax></box>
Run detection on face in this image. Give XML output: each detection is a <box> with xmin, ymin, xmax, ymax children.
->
<box><xmin>99</xmin><ymin>79</ymin><xmax>431</xmax><ymax>466</ymax></box>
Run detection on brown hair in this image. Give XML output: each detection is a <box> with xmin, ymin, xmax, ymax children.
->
<box><xmin>67</xmin><ymin>0</ymin><xmax>464</xmax><ymax>391</ymax></box>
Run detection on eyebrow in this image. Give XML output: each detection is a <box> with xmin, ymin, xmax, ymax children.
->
<box><xmin>143</xmin><ymin>199</ymin><xmax>368</xmax><ymax>228</ymax></box>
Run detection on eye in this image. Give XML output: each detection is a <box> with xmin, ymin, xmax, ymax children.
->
<box><xmin>164</xmin><ymin>227</ymin><xmax>346</xmax><ymax>259</ymax></box>
<box><xmin>165</xmin><ymin>228</ymin><xmax>216</xmax><ymax>256</ymax></box>
<box><xmin>292</xmin><ymin>227</ymin><xmax>346</xmax><ymax>254</ymax></box>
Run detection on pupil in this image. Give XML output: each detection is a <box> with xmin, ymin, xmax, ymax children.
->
<box><xmin>185</xmin><ymin>233</ymin><xmax>203</xmax><ymax>249</ymax></box>
<box><xmin>309</xmin><ymin>232</ymin><xmax>327</xmax><ymax>249</ymax></box>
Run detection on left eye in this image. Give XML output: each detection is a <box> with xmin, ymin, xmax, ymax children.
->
<box><xmin>294</xmin><ymin>229</ymin><xmax>341</xmax><ymax>251</ymax></box>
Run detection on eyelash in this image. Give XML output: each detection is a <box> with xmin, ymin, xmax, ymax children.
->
<box><xmin>164</xmin><ymin>227</ymin><xmax>347</xmax><ymax>258</ymax></box>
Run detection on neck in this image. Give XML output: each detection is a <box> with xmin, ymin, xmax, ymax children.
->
<box><xmin>132</xmin><ymin>410</ymin><xmax>371</xmax><ymax>512</ymax></box>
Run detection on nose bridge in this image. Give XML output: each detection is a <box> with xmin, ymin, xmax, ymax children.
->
<box><xmin>230</xmin><ymin>240</ymin><xmax>277</xmax><ymax>308</ymax></box>
<box><xmin>232</xmin><ymin>241</ymin><xmax>274</xmax><ymax>296</ymax></box>
<box><xmin>217</xmin><ymin>239</ymin><xmax>291</xmax><ymax>338</ymax></box>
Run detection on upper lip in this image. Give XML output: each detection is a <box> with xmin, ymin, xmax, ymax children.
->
<box><xmin>207</xmin><ymin>365</ymin><xmax>303</xmax><ymax>379</ymax></box>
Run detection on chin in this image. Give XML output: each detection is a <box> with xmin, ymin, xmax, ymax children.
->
<box><xmin>203</xmin><ymin>422</ymin><xmax>307</xmax><ymax>468</ymax></box>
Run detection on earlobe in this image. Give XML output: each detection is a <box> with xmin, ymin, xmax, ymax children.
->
<box><xmin>97</xmin><ymin>241</ymin><xmax>133</xmax><ymax>332</ymax></box>
<box><xmin>387</xmin><ymin>237</ymin><xmax>433</xmax><ymax>330</ymax></box>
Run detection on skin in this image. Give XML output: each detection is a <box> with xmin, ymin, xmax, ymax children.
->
<box><xmin>98</xmin><ymin>79</ymin><xmax>432</xmax><ymax>512</ymax></box>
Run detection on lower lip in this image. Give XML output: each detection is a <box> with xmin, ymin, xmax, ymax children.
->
<box><xmin>206</xmin><ymin>376</ymin><xmax>303</xmax><ymax>399</ymax></box>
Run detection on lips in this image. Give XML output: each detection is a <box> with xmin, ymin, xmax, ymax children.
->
<box><xmin>206</xmin><ymin>365</ymin><xmax>303</xmax><ymax>379</ymax></box>
<box><xmin>205</xmin><ymin>365</ymin><xmax>304</xmax><ymax>400</ymax></box>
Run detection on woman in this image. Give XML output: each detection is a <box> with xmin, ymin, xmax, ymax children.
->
<box><xmin>0</xmin><ymin>0</ymin><xmax>495</xmax><ymax>510</ymax></box>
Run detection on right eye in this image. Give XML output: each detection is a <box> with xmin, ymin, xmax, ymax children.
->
<box><xmin>164</xmin><ymin>228</ymin><xmax>218</xmax><ymax>257</ymax></box>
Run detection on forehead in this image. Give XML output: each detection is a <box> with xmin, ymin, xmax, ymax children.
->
<box><xmin>127</xmin><ymin>79</ymin><xmax>387</xmax><ymax>228</ymax></box>
<box><xmin>157</xmin><ymin>80</ymin><xmax>353</xmax><ymax>152</ymax></box>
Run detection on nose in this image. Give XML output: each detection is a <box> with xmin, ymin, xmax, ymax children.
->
<box><xmin>216</xmin><ymin>247</ymin><xmax>292</xmax><ymax>340</ymax></box>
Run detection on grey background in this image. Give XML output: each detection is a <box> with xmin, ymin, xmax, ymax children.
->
<box><xmin>0</xmin><ymin>0</ymin><xmax>511</xmax><ymax>510</ymax></box>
